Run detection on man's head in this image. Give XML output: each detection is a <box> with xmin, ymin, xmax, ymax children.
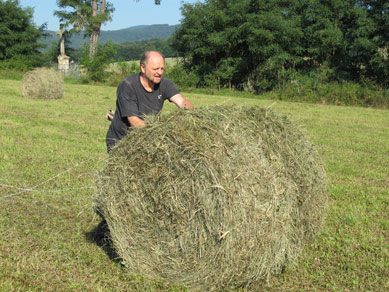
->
<box><xmin>140</xmin><ymin>51</ymin><xmax>165</xmax><ymax>84</ymax></box>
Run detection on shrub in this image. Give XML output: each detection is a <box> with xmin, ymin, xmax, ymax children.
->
<box><xmin>0</xmin><ymin>55</ymin><xmax>41</xmax><ymax>71</ymax></box>
<box><xmin>79</xmin><ymin>42</ymin><xmax>117</xmax><ymax>82</ymax></box>
<box><xmin>105</xmin><ymin>61</ymin><xmax>139</xmax><ymax>87</ymax></box>
<box><xmin>274</xmin><ymin>76</ymin><xmax>389</xmax><ymax>109</ymax></box>
<box><xmin>165</xmin><ymin>64</ymin><xmax>200</xmax><ymax>89</ymax></box>
<box><xmin>0</xmin><ymin>69</ymin><xmax>24</xmax><ymax>80</ymax></box>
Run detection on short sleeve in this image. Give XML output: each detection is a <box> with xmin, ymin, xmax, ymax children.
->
<box><xmin>162</xmin><ymin>77</ymin><xmax>180</xmax><ymax>101</ymax></box>
<box><xmin>117</xmin><ymin>78</ymin><xmax>140</xmax><ymax>118</ymax></box>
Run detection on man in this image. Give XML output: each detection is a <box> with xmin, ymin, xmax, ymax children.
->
<box><xmin>106</xmin><ymin>51</ymin><xmax>195</xmax><ymax>152</ymax></box>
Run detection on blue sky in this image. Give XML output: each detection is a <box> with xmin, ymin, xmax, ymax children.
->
<box><xmin>18</xmin><ymin>0</ymin><xmax>201</xmax><ymax>31</ymax></box>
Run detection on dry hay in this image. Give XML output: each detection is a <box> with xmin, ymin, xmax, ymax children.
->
<box><xmin>94</xmin><ymin>105</ymin><xmax>327</xmax><ymax>291</ymax></box>
<box><xmin>22</xmin><ymin>67</ymin><xmax>64</xmax><ymax>99</ymax></box>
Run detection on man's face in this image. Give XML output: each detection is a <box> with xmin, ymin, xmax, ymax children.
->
<box><xmin>141</xmin><ymin>54</ymin><xmax>165</xmax><ymax>84</ymax></box>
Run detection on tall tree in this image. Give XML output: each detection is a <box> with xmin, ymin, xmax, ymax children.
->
<box><xmin>172</xmin><ymin>0</ymin><xmax>388</xmax><ymax>89</ymax></box>
<box><xmin>359</xmin><ymin>0</ymin><xmax>389</xmax><ymax>84</ymax></box>
<box><xmin>172</xmin><ymin>0</ymin><xmax>305</xmax><ymax>91</ymax></box>
<box><xmin>55</xmin><ymin>0</ymin><xmax>162</xmax><ymax>59</ymax></box>
<box><xmin>55</xmin><ymin>0</ymin><xmax>114</xmax><ymax>58</ymax></box>
<box><xmin>0</xmin><ymin>0</ymin><xmax>46</xmax><ymax>67</ymax></box>
<box><xmin>300</xmin><ymin>0</ymin><xmax>388</xmax><ymax>83</ymax></box>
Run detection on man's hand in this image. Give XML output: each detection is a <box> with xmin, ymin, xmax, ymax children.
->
<box><xmin>106</xmin><ymin>110</ymin><xmax>115</xmax><ymax>121</ymax></box>
<box><xmin>170</xmin><ymin>94</ymin><xmax>195</xmax><ymax>109</ymax></box>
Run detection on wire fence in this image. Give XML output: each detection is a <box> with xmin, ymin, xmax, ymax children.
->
<box><xmin>0</xmin><ymin>154</ymin><xmax>106</xmax><ymax>200</ymax></box>
<box><xmin>51</xmin><ymin>62</ymin><xmax>81</xmax><ymax>78</ymax></box>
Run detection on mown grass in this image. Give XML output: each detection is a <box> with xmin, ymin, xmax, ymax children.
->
<box><xmin>0</xmin><ymin>79</ymin><xmax>388</xmax><ymax>291</ymax></box>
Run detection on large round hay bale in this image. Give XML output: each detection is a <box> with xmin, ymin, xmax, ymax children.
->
<box><xmin>22</xmin><ymin>67</ymin><xmax>64</xmax><ymax>99</ymax></box>
<box><xmin>95</xmin><ymin>105</ymin><xmax>327</xmax><ymax>291</ymax></box>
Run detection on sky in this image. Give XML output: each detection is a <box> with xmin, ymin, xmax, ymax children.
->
<box><xmin>18</xmin><ymin>0</ymin><xmax>201</xmax><ymax>31</ymax></box>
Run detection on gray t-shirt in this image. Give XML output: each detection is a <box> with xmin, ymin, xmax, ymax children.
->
<box><xmin>106</xmin><ymin>73</ymin><xmax>179</xmax><ymax>147</ymax></box>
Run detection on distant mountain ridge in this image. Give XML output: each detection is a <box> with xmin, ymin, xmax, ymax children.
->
<box><xmin>41</xmin><ymin>24</ymin><xmax>179</xmax><ymax>50</ymax></box>
<box><xmin>119</xmin><ymin>25</ymin><xmax>149</xmax><ymax>31</ymax></box>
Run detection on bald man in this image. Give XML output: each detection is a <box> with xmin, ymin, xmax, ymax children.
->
<box><xmin>106</xmin><ymin>51</ymin><xmax>194</xmax><ymax>152</ymax></box>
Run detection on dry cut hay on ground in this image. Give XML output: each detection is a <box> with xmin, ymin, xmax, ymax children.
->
<box><xmin>22</xmin><ymin>67</ymin><xmax>64</xmax><ymax>99</ymax></box>
<box><xmin>94</xmin><ymin>105</ymin><xmax>327</xmax><ymax>291</ymax></box>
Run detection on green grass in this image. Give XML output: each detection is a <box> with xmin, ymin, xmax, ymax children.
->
<box><xmin>0</xmin><ymin>79</ymin><xmax>388</xmax><ymax>291</ymax></box>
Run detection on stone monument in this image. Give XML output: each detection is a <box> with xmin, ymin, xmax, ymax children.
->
<box><xmin>56</xmin><ymin>29</ymin><xmax>70</xmax><ymax>72</ymax></box>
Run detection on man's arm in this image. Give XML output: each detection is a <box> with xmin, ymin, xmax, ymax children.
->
<box><xmin>170</xmin><ymin>93</ymin><xmax>195</xmax><ymax>109</ymax></box>
<box><xmin>128</xmin><ymin>116</ymin><xmax>146</xmax><ymax>128</ymax></box>
<box><xmin>127</xmin><ymin>94</ymin><xmax>194</xmax><ymax>128</ymax></box>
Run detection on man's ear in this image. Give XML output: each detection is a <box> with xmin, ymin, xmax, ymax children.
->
<box><xmin>140</xmin><ymin>64</ymin><xmax>146</xmax><ymax>74</ymax></box>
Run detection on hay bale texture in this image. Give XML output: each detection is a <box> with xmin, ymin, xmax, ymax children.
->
<box><xmin>22</xmin><ymin>67</ymin><xmax>64</xmax><ymax>99</ymax></box>
<box><xmin>95</xmin><ymin>105</ymin><xmax>327</xmax><ymax>291</ymax></box>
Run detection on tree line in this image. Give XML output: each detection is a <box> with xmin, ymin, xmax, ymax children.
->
<box><xmin>113</xmin><ymin>38</ymin><xmax>176</xmax><ymax>61</ymax></box>
<box><xmin>1</xmin><ymin>0</ymin><xmax>388</xmax><ymax>94</ymax></box>
<box><xmin>42</xmin><ymin>38</ymin><xmax>175</xmax><ymax>64</ymax></box>
<box><xmin>0</xmin><ymin>0</ymin><xmax>169</xmax><ymax>70</ymax></box>
<box><xmin>171</xmin><ymin>0</ymin><xmax>389</xmax><ymax>91</ymax></box>
<box><xmin>0</xmin><ymin>0</ymin><xmax>46</xmax><ymax>70</ymax></box>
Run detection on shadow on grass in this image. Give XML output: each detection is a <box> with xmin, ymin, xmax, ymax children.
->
<box><xmin>85</xmin><ymin>221</ymin><xmax>188</xmax><ymax>291</ymax></box>
<box><xmin>85</xmin><ymin>220</ymin><xmax>124</xmax><ymax>265</ymax></box>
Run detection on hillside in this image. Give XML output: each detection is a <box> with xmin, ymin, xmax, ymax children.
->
<box><xmin>40</xmin><ymin>24</ymin><xmax>179</xmax><ymax>50</ymax></box>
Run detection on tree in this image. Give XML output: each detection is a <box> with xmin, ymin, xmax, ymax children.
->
<box><xmin>55</xmin><ymin>0</ymin><xmax>114</xmax><ymax>59</ymax></box>
<box><xmin>0</xmin><ymin>0</ymin><xmax>46</xmax><ymax>69</ymax></box>
<box><xmin>300</xmin><ymin>0</ymin><xmax>388</xmax><ymax>84</ymax></box>
<box><xmin>79</xmin><ymin>40</ymin><xmax>116</xmax><ymax>81</ymax></box>
<box><xmin>172</xmin><ymin>0</ymin><xmax>388</xmax><ymax>90</ymax></box>
<box><xmin>358</xmin><ymin>0</ymin><xmax>389</xmax><ymax>85</ymax></box>
<box><xmin>172</xmin><ymin>0</ymin><xmax>305</xmax><ymax>91</ymax></box>
<box><xmin>55</xmin><ymin>0</ymin><xmax>162</xmax><ymax>59</ymax></box>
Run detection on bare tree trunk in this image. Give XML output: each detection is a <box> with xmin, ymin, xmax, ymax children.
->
<box><xmin>89</xmin><ymin>28</ymin><xmax>99</xmax><ymax>58</ymax></box>
<box><xmin>89</xmin><ymin>0</ymin><xmax>106</xmax><ymax>59</ymax></box>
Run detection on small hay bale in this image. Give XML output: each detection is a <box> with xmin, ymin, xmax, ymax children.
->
<box><xmin>95</xmin><ymin>105</ymin><xmax>327</xmax><ymax>291</ymax></box>
<box><xmin>22</xmin><ymin>67</ymin><xmax>64</xmax><ymax>99</ymax></box>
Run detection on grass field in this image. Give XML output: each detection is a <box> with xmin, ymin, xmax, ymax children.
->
<box><xmin>0</xmin><ymin>79</ymin><xmax>388</xmax><ymax>291</ymax></box>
